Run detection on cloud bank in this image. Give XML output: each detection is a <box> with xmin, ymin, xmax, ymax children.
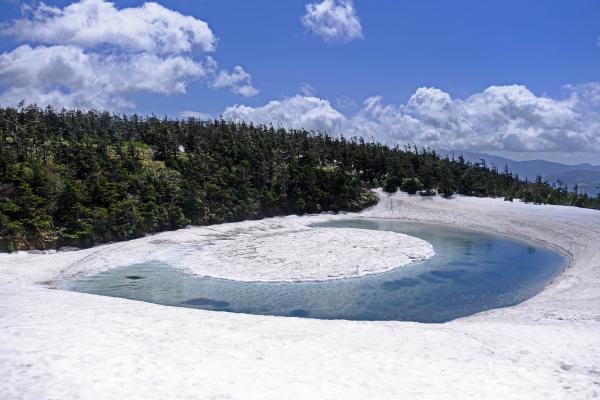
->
<box><xmin>223</xmin><ymin>84</ymin><xmax>600</xmax><ymax>153</ymax></box>
<box><xmin>301</xmin><ymin>0</ymin><xmax>363</xmax><ymax>43</ymax></box>
<box><xmin>0</xmin><ymin>0</ymin><xmax>257</xmax><ymax>110</ymax></box>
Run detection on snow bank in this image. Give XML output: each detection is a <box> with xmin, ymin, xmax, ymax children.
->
<box><xmin>364</xmin><ymin>189</ymin><xmax>600</xmax><ymax>322</ymax></box>
<box><xmin>1</xmin><ymin>190</ymin><xmax>599</xmax><ymax>399</ymax></box>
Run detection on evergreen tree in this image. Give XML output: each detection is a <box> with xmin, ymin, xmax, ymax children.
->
<box><xmin>0</xmin><ymin>105</ymin><xmax>597</xmax><ymax>252</ymax></box>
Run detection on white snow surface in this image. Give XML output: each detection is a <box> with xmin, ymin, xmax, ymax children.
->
<box><xmin>1</xmin><ymin>190</ymin><xmax>600</xmax><ymax>399</ymax></box>
<box><xmin>0</xmin><ymin>216</ymin><xmax>433</xmax><ymax>284</ymax></box>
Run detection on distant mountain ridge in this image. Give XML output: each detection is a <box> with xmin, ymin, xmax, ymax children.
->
<box><xmin>441</xmin><ymin>150</ymin><xmax>600</xmax><ymax>196</ymax></box>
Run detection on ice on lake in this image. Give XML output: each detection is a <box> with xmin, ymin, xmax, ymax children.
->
<box><xmin>65</xmin><ymin>219</ymin><xmax>567</xmax><ymax>323</ymax></box>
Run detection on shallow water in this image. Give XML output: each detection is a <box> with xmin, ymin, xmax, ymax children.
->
<box><xmin>65</xmin><ymin>219</ymin><xmax>567</xmax><ymax>323</ymax></box>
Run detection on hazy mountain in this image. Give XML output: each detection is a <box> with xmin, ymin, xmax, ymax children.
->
<box><xmin>441</xmin><ymin>150</ymin><xmax>600</xmax><ymax>196</ymax></box>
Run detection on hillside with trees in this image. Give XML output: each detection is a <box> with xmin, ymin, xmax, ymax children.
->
<box><xmin>1</xmin><ymin>105</ymin><xmax>599</xmax><ymax>252</ymax></box>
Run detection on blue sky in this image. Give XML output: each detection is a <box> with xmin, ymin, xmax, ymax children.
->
<box><xmin>0</xmin><ymin>0</ymin><xmax>599</xmax><ymax>163</ymax></box>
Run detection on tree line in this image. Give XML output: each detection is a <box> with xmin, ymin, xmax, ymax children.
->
<box><xmin>1</xmin><ymin>105</ymin><xmax>598</xmax><ymax>251</ymax></box>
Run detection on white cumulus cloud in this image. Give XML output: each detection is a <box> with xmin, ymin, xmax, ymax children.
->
<box><xmin>0</xmin><ymin>44</ymin><xmax>207</xmax><ymax>109</ymax></box>
<box><xmin>221</xmin><ymin>85</ymin><xmax>600</xmax><ymax>153</ymax></box>
<box><xmin>0</xmin><ymin>0</ymin><xmax>257</xmax><ymax>110</ymax></box>
<box><xmin>301</xmin><ymin>0</ymin><xmax>363</xmax><ymax>43</ymax></box>
<box><xmin>223</xmin><ymin>95</ymin><xmax>345</xmax><ymax>132</ymax></box>
<box><xmin>212</xmin><ymin>65</ymin><xmax>259</xmax><ymax>97</ymax></box>
<box><xmin>2</xmin><ymin>0</ymin><xmax>216</xmax><ymax>54</ymax></box>
<box><xmin>350</xmin><ymin>85</ymin><xmax>595</xmax><ymax>152</ymax></box>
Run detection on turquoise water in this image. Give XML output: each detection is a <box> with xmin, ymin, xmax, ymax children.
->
<box><xmin>65</xmin><ymin>219</ymin><xmax>568</xmax><ymax>323</ymax></box>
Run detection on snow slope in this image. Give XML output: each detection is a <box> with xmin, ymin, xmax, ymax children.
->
<box><xmin>1</xmin><ymin>191</ymin><xmax>599</xmax><ymax>399</ymax></box>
